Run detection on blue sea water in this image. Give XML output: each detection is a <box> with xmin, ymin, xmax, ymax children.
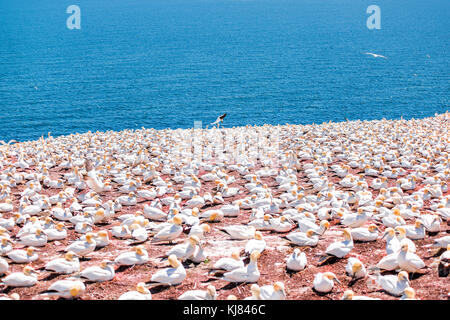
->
<box><xmin>0</xmin><ymin>0</ymin><xmax>448</xmax><ymax>142</ymax></box>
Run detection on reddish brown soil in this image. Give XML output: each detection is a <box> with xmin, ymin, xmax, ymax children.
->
<box><xmin>0</xmin><ymin>156</ymin><xmax>449</xmax><ymax>300</ymax></box>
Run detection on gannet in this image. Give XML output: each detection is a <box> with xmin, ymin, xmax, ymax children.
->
<box><xmin>41</xmin><ymin>279</ymin><xmax>85</xmax><ymax>299</ymax></box>
<box><xmin>220</xmin><ymin>225</ymin><xmax>256</xmax><ymax>240</ymax></box>
<box><xmin>7</xmin><ymin>246</ymin><xmax>39</xmax><ymax>263</ymax></box>
<box><xmin>313</xmin><ymin>272</ymin><xmax>340</xmax><ymax>293</ymax></box>
<box><xmin>209</xmin><ymin>251</ymin><xmax>244</xmax><ymax>273</ymax></box>
<box><xmin>45</xmin><ymin>251</ymin><xmax>80</xmax><ymax>274</ymax></box>
<box><xmin>286</xmin><ymin>248</ymin><xmax>307</xmax><ymax>271</ymax></box>
<box><xmin>148</xmin><ymin>255</ymin><xmax>186</xmax><ymax>286</ymax></box>
<box><xmin>243</xmin><ymin>284</ymin><xmax>261</xmax><ymax>300</ymax></box>
<box><xmin>221</xmin><ymin>251</ymin><xmax>260</xmax><ymax>283</ymax></box>
<box><xmin>244</xmin><ymin>231</ymin><xmax>266</xmax><ymax>255</ymax></box>
<box><xmin>369</xmin><ymin>271</ymin><xmax>410</xmax><ymax>297</ymax></box>
<box><xmin>0</xmin><ymin>257</ymin><xmax>8</xmax><ymax>275</ymax></box>
<box><xmin>178</xmin><ymin>285</ymin><xmax>217</xmax><ymax>300</ymax></box>
<box><xmin>114</xmin><ymin>245</ymin><xmax>149</xmax><ymax>266</ymax></box>
<box><xmin>398</xmin><ymin>243</ymin><xmax>426</xmax><ymax>273</ymax></box>
<box><xmin>79</xmin><ymin>260</ymin><xmax>115</xmax><ymax>282</ymax></box>
<box><xmin>64</xmin><ymin>232</ymin><xmax>96</xmax><ymax>257</ymax></box>
<box><xmin>285</xmin><ymin>229</ymin><xmax>320</xmax><ymax>247</ymax></box>
<box><xmin>151</xmin><ymin>215</ymin><xmax>183</xmax><ymax>243</ymax></box>
<box><xmin>319</xmin><ymin>228</ymin><xmax>354</xmax><ymax>263</ymax></box>
<box><xmin>345</xmin><ymin>257</ymin><xmax>367</xmax><ymax>280</ymax></box>
<box><xmin>382</xmin><ymin>227</ymin><xmax>400</xmax><ymax>254</ymax></box>
<box><xmin>165</xmin><ymin>235</ymin><xmax>199</xmax><ymax>261</ymax></box>
<box><xmin>351</xmin><ymin>224</ymin><xmax>379</xmax><ymax>242</ymax></box>
<box><xmin>0</xmin><ymin>266</ymin><xmax>39</xmax><ymax>287</ymax></box>
<box><xmin>118</xmin><ymin>282</ymin><xmax>152</xmax><ymax>300</ymax></box>
<box><xmin>259</xmin><ymin>282</ymin><xmax>286</xmax><ymax>300</ymax></box>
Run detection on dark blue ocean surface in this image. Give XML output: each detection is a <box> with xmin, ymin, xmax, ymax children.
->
<box><xmin>0</xmin><ymin>0</ymin><xmax>448</xmax><ymax>142</ymax></box>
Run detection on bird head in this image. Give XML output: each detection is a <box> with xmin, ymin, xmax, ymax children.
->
<box><xmin>324</xmin><ymin>272</ymin><xmax>340</xmax><ymax>284</ymax></box>
<box><xmin>250</xmin><ymin>250</ymin><xmax>261</xmax><ymax>261</ymax></box>
<box><xmin>168</xmin><ymin>254</ymin><xmax>180</xmax><ymax>268</ymax></box>
<box><xmin>70</xmin><ymin>283</ymin><xmax>84</xmax><ymax>297</ymax></box>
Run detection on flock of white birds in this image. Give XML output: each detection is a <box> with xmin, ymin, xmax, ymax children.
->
<box><xmin>0</xmin><ymin>112</ymin><xmax>449</xmax><ymax>300</ymax></box>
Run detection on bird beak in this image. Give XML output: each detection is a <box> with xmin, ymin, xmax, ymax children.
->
<box><xmin>333</xmin><ymin>277</ymin><xmax>341</xmax><ymax>284</ymax></box>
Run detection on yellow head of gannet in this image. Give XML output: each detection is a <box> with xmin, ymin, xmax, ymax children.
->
<box><xmin>250</xmin><ymin>250</ymin><xmax>261</xmax><ymax>262</ymax></box>
<box><xmin>27</xmin><ymin>247</ymin><xmax>38</xmax><ymax>256</ymax></box>
<box><xmin>273</xmin><ymin>281</ymin><xmax>286</xmax><ymax>295</ymax></box>
<box><xmin>85</xmin><ymin>233</ymin><xmax>95</xmax><ymax>244</ymax></box>
<box><xmin>65</xmin><ymin>251</ymin><xmax>77</xmax><ymax>261</ymax></box>
<box><xmin>403</xmin><ymin>287</ymin><xmax>416</xmax><ymax>299</ymax></box>
<box><xmin>324</xmin><ymin>271</ymin><xmax>341</xmax><ymax>283</ymax></box>
<box><xmin>135</xmin><ymin>245</ymin><xmax>146</xmax><ymax>256</ymax></box>
<box><xmin>209</xmin><ymin>212</ymin><xmax>218</xmax><ymax>221</ymax></box>
<box><xmin>172</xmin><ymin>215</ymin><xmax>183</xmax><ymax>225</ymax></box>
<box><xmin>168</xmin><ymin>254</ymin><xmax>181</xmax><ymax>268</ymax></box>
<box><xmin>23</xmin><ymin>265</ymin><xmax>38</xmax><ymax>276</ymax></box>
<box><xmin>70</xmin><ymin>283</ymin><xmax>84</xmax><ymax>298</ymax></box>
<box><xmin>342</xmin><ymin>228</ymin><xmax>352</xmax><ymax>241</ymax></box>
<box><xmin>189</xmin><ymin>235</ymin><xmax>200</xmax><ymax>245</ymax></box>
<box><xmin>382</xmin><ymin>227</ymin><xmax>395</xmax><ymax>239</ymax></box>
<box><xmin>136</xmin><ymin>282</ymin><xmax>148</xmax><ymax>294</ymax></box>
<box><xmin>254</xmin><ymin>231</ymin><xmax>263</xmax><ymax>241</ymax></box>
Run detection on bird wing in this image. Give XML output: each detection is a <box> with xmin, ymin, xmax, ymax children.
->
<box><xmin>222</xmin><ymin>266</ymin><xmax>248</xmax><ymax>282</ymax></box>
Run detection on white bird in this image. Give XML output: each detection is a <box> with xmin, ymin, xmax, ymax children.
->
<box><xmin>382</xmin><ymin>227</ymin><xmax>400</xmax><ymax>254</ymax></box>
<box><xmin>285</xmin><ymin>229</ymin><xmax>320</xmax><ymax>247</ymax></box>
<box><xmin>397</xmin><ymin>243</ymin><xmax>426</xmax><ymax>273</ymax></box>
<box><xmin>319</xmin><ymin>228</ymin><xmax>354</xmax><ymax>263</ymax></box>
<box><xmin>313</xmin><ymin>272</ymin><xmax>340</xmax><ymax>293</ymax></box>
<box><xmin>45</xmin><ymin>251</ymin><xmax>80</xmax><ymax>274</ymax></box>
<box><xmin>243</xmin><ymin>284</ymin><xmax>262</xmax><ymax>300</ymax></box>
<box><xmin>188</xmin><ymin>223</ymin><xmax>211</xmax><ymax>239</ymax></box>
<box><xmin>220</xmin><ymin>225</ymin><xmax>256</xmax><ymax>240</ymax></box>
<box><xmin>0</xmin><ymin>257</ymin><xmax>8</xmax><ymax>275</ymax></box>
<box><xmin>369</xmin><ymin>271</ymin><xmax>410</xmax><ymax>297</ymax></box>
<box><xmin>165</xmin><ymin>236</ymin><xmax>199</xmax><ymax>261</ymax></box>
<box><xmin>364</xmin><ymin>52</ymin><xmax>388</xmax><ymax>59</ymax></box>
<box><xmin>118</xmin><ymin>282</ymin><xmax>152</xmax><ymax>300</ymax></box>
<box><xmin>0</xmin><ymin>266</ymin><xmax>39</xmax><ymax>287</ymax></box>
<box><xmin>244</xmin><ymin>231</ymin><xmax>266</xmax><ymax>255</ymax></box>
<box><xmin>151</xmin><ymin>215</ymin><xmax>183</xmax><ymax>243</ymax></box>
<box><xmin>286</xmin><ymin>248</ymin><xmax>307</xmax><ymax>271</ymax></box>
<box><xmin>114</xmin><ymin>245</ymin><xmax>149</xmax><ymax>266</ymax></box>
<box><xmin>345</xmin><ymin>257</ymin><xmax>367</xmax><ymax>280</ymax></box>
<box><xmin>351</xmin><ymin>224</ymin><xmax>379</xmax><ymax>242</ymax></box>
<box><xmin>7</xmin><ymin>246</ymin><xmax>39</xmax><ymax>263</ymax></box>
<box><xmin>148</xmin><ymin>254</ymin><xmax>186</xmax><ymax>286</ymax></box>
<box><xmin>178</xmin><ymin>285</ymin><xmax>217</xmax><ymax>300</ymax></box>
<box><xmin>64</xmin><ymin>233</ymin><xmax>96</xmax><ymax>257</ymax></box>
<box><xmin>41</xmin><ymin>279</ymin><xmax>85</xmax><ymax>299</ymax></box>
<box><xmin>259</xmin><ymin>282</ymin><xmax>286</xmax><ymax>300</ymax></box>
<box><xmin>0</xmin><ymin>237</ymin><xmax>13</xmax><ymax>255</ymax></box>
<box><xmin>79</xmin><ymin>260</ymin><xmax>115</xmax><ymax>282</ymax></box>
<box><xmin>376</xmin><ymin>252</ymin><xmax>400</xmax><ymax>271</ymax></box>
<box><xmin>209</xmin><ymin>251</ymin><xmax>244</xmax><ymax>273</ymax></box>
<box><xmin>210</xmin><ymin>113</ymin><xmax>227</xmax><ymax>127</ymax></box>
<box><xmin>18</xmin><ymin>228</ymin><xmax>47</xmax><ymax>247</ymax></box>
<box><xmin>221</xmin><ymin>251</ymin><xmax>261</xmax><ymax>283</ymax></box>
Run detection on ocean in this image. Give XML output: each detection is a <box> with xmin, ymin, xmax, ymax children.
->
<box><xmin>0</xmin><ymin>0</ymin><xmax>448</xmax><ymax>142</ymax></box>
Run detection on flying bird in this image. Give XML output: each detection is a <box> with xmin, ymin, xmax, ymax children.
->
<box><xmin>211</xmin><ymin>113</ymin><xmax>227</xmax><ymax>127</ymax></box>
<box><xmin>364</xmin><ymin>52</ymin><xmax>387</xmax><ymax>59</ymax></box>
